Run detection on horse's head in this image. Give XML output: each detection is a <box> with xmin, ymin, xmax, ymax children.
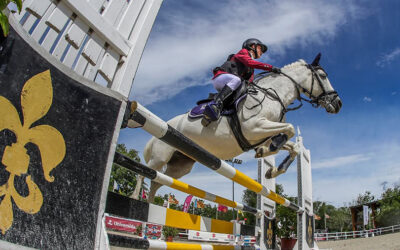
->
<box><xmin>301</xmin><ymin>53</ymin><xmax>342</xmax><ymax>114</ymax></box>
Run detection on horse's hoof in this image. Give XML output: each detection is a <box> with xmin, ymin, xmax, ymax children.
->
<box><xmin>265</xmin><ymin>168</ymin><xmax>273</xmax><ymax>179</ymax></box>
<box><xmin>255</xmin><ymin>147</ymin><xmax>264</xmax><ymax>158</ymax></box>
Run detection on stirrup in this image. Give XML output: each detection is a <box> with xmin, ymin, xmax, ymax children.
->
<box><xmin>201</xmin><ymin>116</ymin><xmax>212</xmax><ymax>127</ymax></box>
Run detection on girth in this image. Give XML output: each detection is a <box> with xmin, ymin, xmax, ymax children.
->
<box><xmin>227</xmin><ymin>112</ymin><xmax>270</xmax><ymax>152</ymax></box>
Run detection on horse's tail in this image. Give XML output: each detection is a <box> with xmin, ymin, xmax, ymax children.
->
<box><xmin>143</xmin><ymin>137</ymin><xmax>154</xmax><ymax>164</ymax></box>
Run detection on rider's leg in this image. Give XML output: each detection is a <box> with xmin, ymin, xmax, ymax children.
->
<box><xmin>203</xmin><ymin>74</ymin><xmax>241</xmax><ymax>123</ymax></box>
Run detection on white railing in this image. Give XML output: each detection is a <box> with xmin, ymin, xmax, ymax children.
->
<box><xmin>315</xmin><ymin>224</ymin><xmax>400</xmax><ymax>241</ymax></box>
<box><xmin>12</xmin><ymin>0</ymin><xmax>163</xmax><ymax>97</ymax></box>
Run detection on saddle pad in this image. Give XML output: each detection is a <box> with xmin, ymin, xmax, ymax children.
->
<box><xmin>188</xmin><ymin>94</ymin><xmax>247</xmax><ymax>119</ymax></box>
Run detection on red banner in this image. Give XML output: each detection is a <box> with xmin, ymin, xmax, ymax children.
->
<box><xmin>105</xmin><ymin>215</ymin><xmax>142</xmax><ymax>233</ymax></box>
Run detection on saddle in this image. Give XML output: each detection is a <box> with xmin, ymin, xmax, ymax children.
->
<box><xmin>189</xmin><ymin>83</ymin><xmax>264</xmax><ymax>152</ymax></box>
<box><xmin>189</xmin><ymin>83</ymin><xmax>248</xmax><ymax>119</ymax></box>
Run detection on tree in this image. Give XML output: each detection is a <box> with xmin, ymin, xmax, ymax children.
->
<box><xmin>328</xmin><ymin>207</ymin><xmax>352</xmax><ymax>232</ymax></box>
<box><xmin>0</xmin><ymin>0</ymin><xmax>22</xmax><ymax>36</ymax></box>
<box><xmin>242</xmin><ymin>188</ymin><xmax>257</xmax><ymax>225</ymax></box>
<box><xmin>108</xmin><ymin>144</ymin><xmax>143</xmax><ymax>197</ymax></box>
<box><xmin>352</xmin><ymin>191</ymin><xmax>375</xmax><ymax>206</ymax></box>
<box><xmin>376</xmin><ymin>185</ymin><xmax>400</xmax><ymax>226</ymax></box>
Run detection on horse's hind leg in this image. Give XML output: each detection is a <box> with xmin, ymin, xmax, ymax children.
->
<box><xmin>131</xmin><ymin>140</ymin><xmax>175</xmax><ymax>200</ymax></box>
<box><xmin>131</xmin><ymin>158</ymin><xmax>166</xmax><ymax>199</ymax></box>
<box><xmin>147</xmin><ymin>152</ymin><xmax>196</xmax><ymax>203</ymax></box>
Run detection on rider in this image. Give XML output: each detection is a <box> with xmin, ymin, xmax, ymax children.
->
<box><xmin>203</xmin><ymin>38</ymin><xmax>281</xmax><ymax>125</ymax></box>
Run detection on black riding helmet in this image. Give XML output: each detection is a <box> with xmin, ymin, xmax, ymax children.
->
<box><xmin>242</xmin><ymin>38</ymin><xmax>268</xmax><ymax>57</ymax></box>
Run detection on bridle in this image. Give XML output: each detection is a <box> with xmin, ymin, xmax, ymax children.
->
<box><xmin>250</xmin><ymin>62</ymin><xmax>338</xmax><ymax>122</ymax></box>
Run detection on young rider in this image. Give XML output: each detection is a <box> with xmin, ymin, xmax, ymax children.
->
<box><xmin>203</xmin><ymin>38</ymin><xmax>281</xmax><ymax>125</ymax></box>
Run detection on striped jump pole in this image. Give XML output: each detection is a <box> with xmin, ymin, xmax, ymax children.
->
<box><xmin>114</xmin><ymin>152</ymin><xmax>261</xmax><ymax>215</ymax></box>
<box><xmin>127</xmin><ymin>101</ymin><xmax>300</xmax><ymax>212</ymax></box>
<box><xmin>108</xmin><ymin>233</ymin><xmax>255</xmax><ymax>250</ymax></box>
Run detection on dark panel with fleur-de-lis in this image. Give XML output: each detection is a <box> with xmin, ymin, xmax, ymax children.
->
<box><xmin>263</xmin><ymin>216</ymin><xmax>276</xmax><ymax>250</ymax></box>
<box><xmin>0</xmin><ymin>27</ymin><xmax>122</xmax><ymax>249</ymax></box>
<box><xmin>306</xmin><ymin>214</ymin><xmax>315</xmax><ymax>248</ymax></box>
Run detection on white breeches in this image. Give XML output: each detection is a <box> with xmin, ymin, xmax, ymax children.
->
<box><xmin>212</xmin><ymin>74</ymin><xmax>241</xmax><ymax>91</ymax></box>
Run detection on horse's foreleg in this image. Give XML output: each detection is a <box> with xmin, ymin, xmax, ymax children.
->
<box><xmin>282</xmin><ymin>140</ymin><xmax>300</xmax><ymax>159</ymax></box>
<box><xmin>252</xmin><ymin>120</ymin><xmax>295</xmax><ymax>158</ymax></box>
<box><xmin>265</xmin><ymin>141</ymin><xmax>301</xmax><ymax>179</ymax></box>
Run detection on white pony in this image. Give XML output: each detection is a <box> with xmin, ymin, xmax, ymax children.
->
<box><xmin>131</xmin><ymin>54</ymin><xmax>342</xmax><ymax>201</ymax></box>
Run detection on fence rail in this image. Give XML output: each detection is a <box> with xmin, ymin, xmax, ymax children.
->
<box><xmin>315</xmin><ymin>224</ymin><xmax>400</xmax><ymax>241</ymax></box>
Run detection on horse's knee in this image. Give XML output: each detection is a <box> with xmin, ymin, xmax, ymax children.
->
<box><xmin>286</xmin><ymin>124</ymin><xmax>295</xmax><ymax>138</ymax></box>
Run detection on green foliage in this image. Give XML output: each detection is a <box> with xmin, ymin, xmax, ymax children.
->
<box><xmin>108</xmin><ymin>144</ymin><xmax>143</xmax><ymax>197</ymax></box>
<box><xmin>162</xmin><ymin>226</ymin><xmax>179</xmax><ymax>238</ymax></box>
<box><xmin>136</xmin><ymin>224</ymin><xmax>142</xmax><ymax>236</ymax></box>
<box><xmin>352</xmin><ymin>191</ymin><xmax>375</xmax><ymax>206</ymax></box>
<box><xmin>327</xmin><ymin>207</ymin><xmax>352</xmax><ymax>232</ymax></box>
<box><xmin>276</xmin><ymin>196</ymin><xmax>297</xmax><ymax>238</ymax></box>
<box><xmin>273</xmin><ymin>184</ymin><xmax>297</xmax><ymax>238</ymax></box>
<box><xmin>0</xmin><ymin>0</ymin><xmax>22</xmax><ymax>36</ymax></box>
<box><xmin>154</xmin><ymin>195</ymin><xmax>165</xmax><ymax>206</ymax></box>
<box><xmin>376</xmin><ymin>186</ymin><xmax>400</xmax><ymax>226</ymax></box>
<box><xmin>242</xmin><ymin>188</ymin><xmax>256</xmax><ymax>225</ymax></box>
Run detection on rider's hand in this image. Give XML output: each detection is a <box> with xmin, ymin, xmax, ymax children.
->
<box><xmin>271</xmin><ymin>67</ymin><xmax>281</xmax><ymax>74</ymax></box>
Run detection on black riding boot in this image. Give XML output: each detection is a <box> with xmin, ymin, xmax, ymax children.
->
<box><xmin>202</xmin><ymin>85</ymin><xmax>234</xmax><ymax>126</ymax></box>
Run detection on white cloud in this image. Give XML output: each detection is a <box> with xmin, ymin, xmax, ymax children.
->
<box><xmin>312</xmin><ymin>153</ymin><xmax>370</xmax><ymax>169</ymax></box>
<box><xmin>376</xmin><ymin>48</ymin><xmax>400</xmax><ymax>67</ymax></box>
<box><xmin>363</xmin><ymin>96</ymin><xmax>372</xmax><ymax>102</ymax></box>
<box><xmin>131</xmin><ymin>0</ymin><xmax>365</xmax><ymax>105</ymax></box>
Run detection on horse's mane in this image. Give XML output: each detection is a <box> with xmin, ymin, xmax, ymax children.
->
<box><xmin>281</xmin><ymin>59</ymin><xmax>306</xmax><ymax>70</ymax></box>
<box><xmin>256</xmin><ymin>59</ymin><xmax>306</xmax><ymax>83</ymax></box>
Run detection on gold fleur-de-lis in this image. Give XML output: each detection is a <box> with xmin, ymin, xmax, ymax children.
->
<box><xmin>0</xmin><ymin>70</ymin><xmax>66</xmax><ymax>234</ymax></box>
<box><xmin>307</xmin><ymin>217</ymin><xmax>313</xmax><ymax>244</ymax></box>
<box><xmin>267</xmin><ymin>221</ymin><xmax>273</xmax><ymax>246</ymax></box>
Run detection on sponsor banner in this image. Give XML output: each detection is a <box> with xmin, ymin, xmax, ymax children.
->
<box><xmin>242</xmin><ymin>236</ymin><xmax>257</xmax><ymax>246</ymax></box>
<box><xmin>105</xmin><ymin>215</ymin><xmax>142</xmax><ymax>233</ymax></box>
<box><xmin>146</xmin><ymin>223</ymin><xmax>162</xmax><ymax>239</ymax></box>
<box><xmin>188</xmin><ymin>230</ymin><xmax>235</xmax><ymax>243</ymax></box>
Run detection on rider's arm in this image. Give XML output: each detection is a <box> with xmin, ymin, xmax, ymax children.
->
<box><xmin>234</xmin><ymin>49</ymin><xmax>274</xmax><ymax>71</ymax></box>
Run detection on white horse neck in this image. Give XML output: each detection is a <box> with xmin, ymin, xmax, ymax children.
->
<box><xmin>257</xmin><ymin>60</ymin><xmax>310</xmax><ymax>108</ymax></box>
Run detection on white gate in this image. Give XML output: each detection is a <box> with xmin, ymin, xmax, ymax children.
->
<box><xmin>12</xmin><ymin>0</ymin><xmax>163</xmax><ymax>97</ymax></box>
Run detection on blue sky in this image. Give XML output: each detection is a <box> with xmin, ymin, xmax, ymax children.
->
<box><xmin>118</xmin><ymin>0</ymin><xmax>400</xmax><ymax>207</ymax></box>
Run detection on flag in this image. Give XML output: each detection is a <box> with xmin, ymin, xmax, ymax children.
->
<box><xmin>363</xmin><ymin>205</ymin><xmax>369</xmax><ymax>226</ymax></box>
<box><xmin>113</xmin><ymin>181</ymin><xmax>119</xmax><ymax>191</ymax></box>
<box><xmin>141</xmin><ymin>189</ymin><xmax>147</xmax><ymax>200</ymax></box>
<box><xmin>168</xmin><ymin>195</ymin><xmax>179</xmax><ymax>205</ymax></box>
<box><xmin>325</xmin><ymin>213</ymin><xmax>330</xmax><ymax>219</ymax></box>
<box><xmin>197</xmin><ymin>200</ymin><xmax>205</xmax><ymax>208</ymax></box>
<box><xmin>218</xmin><ymin>204</ymin><xmax>228</xmax><ymax>213</ymax></box>
<box><xmin>314</xmin><ymin>214</ymin><xmax>321</xmax><ymax>220</ymax></box>
<box><xmin>183</xmin><ymin>195</ymin><xmax>193</xmax><ymax>213</ymax></box>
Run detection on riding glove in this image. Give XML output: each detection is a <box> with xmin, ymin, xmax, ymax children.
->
<box><xmin>271</xmin><ymin>67</ymin><xmax>281</xmax><ymax>74</ymax></box>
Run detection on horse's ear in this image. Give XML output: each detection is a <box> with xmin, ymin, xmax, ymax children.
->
<box><xmin>311</xmin><ymin>53</ymin><xmax>321</xmax><ymax>66</ymax></box>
